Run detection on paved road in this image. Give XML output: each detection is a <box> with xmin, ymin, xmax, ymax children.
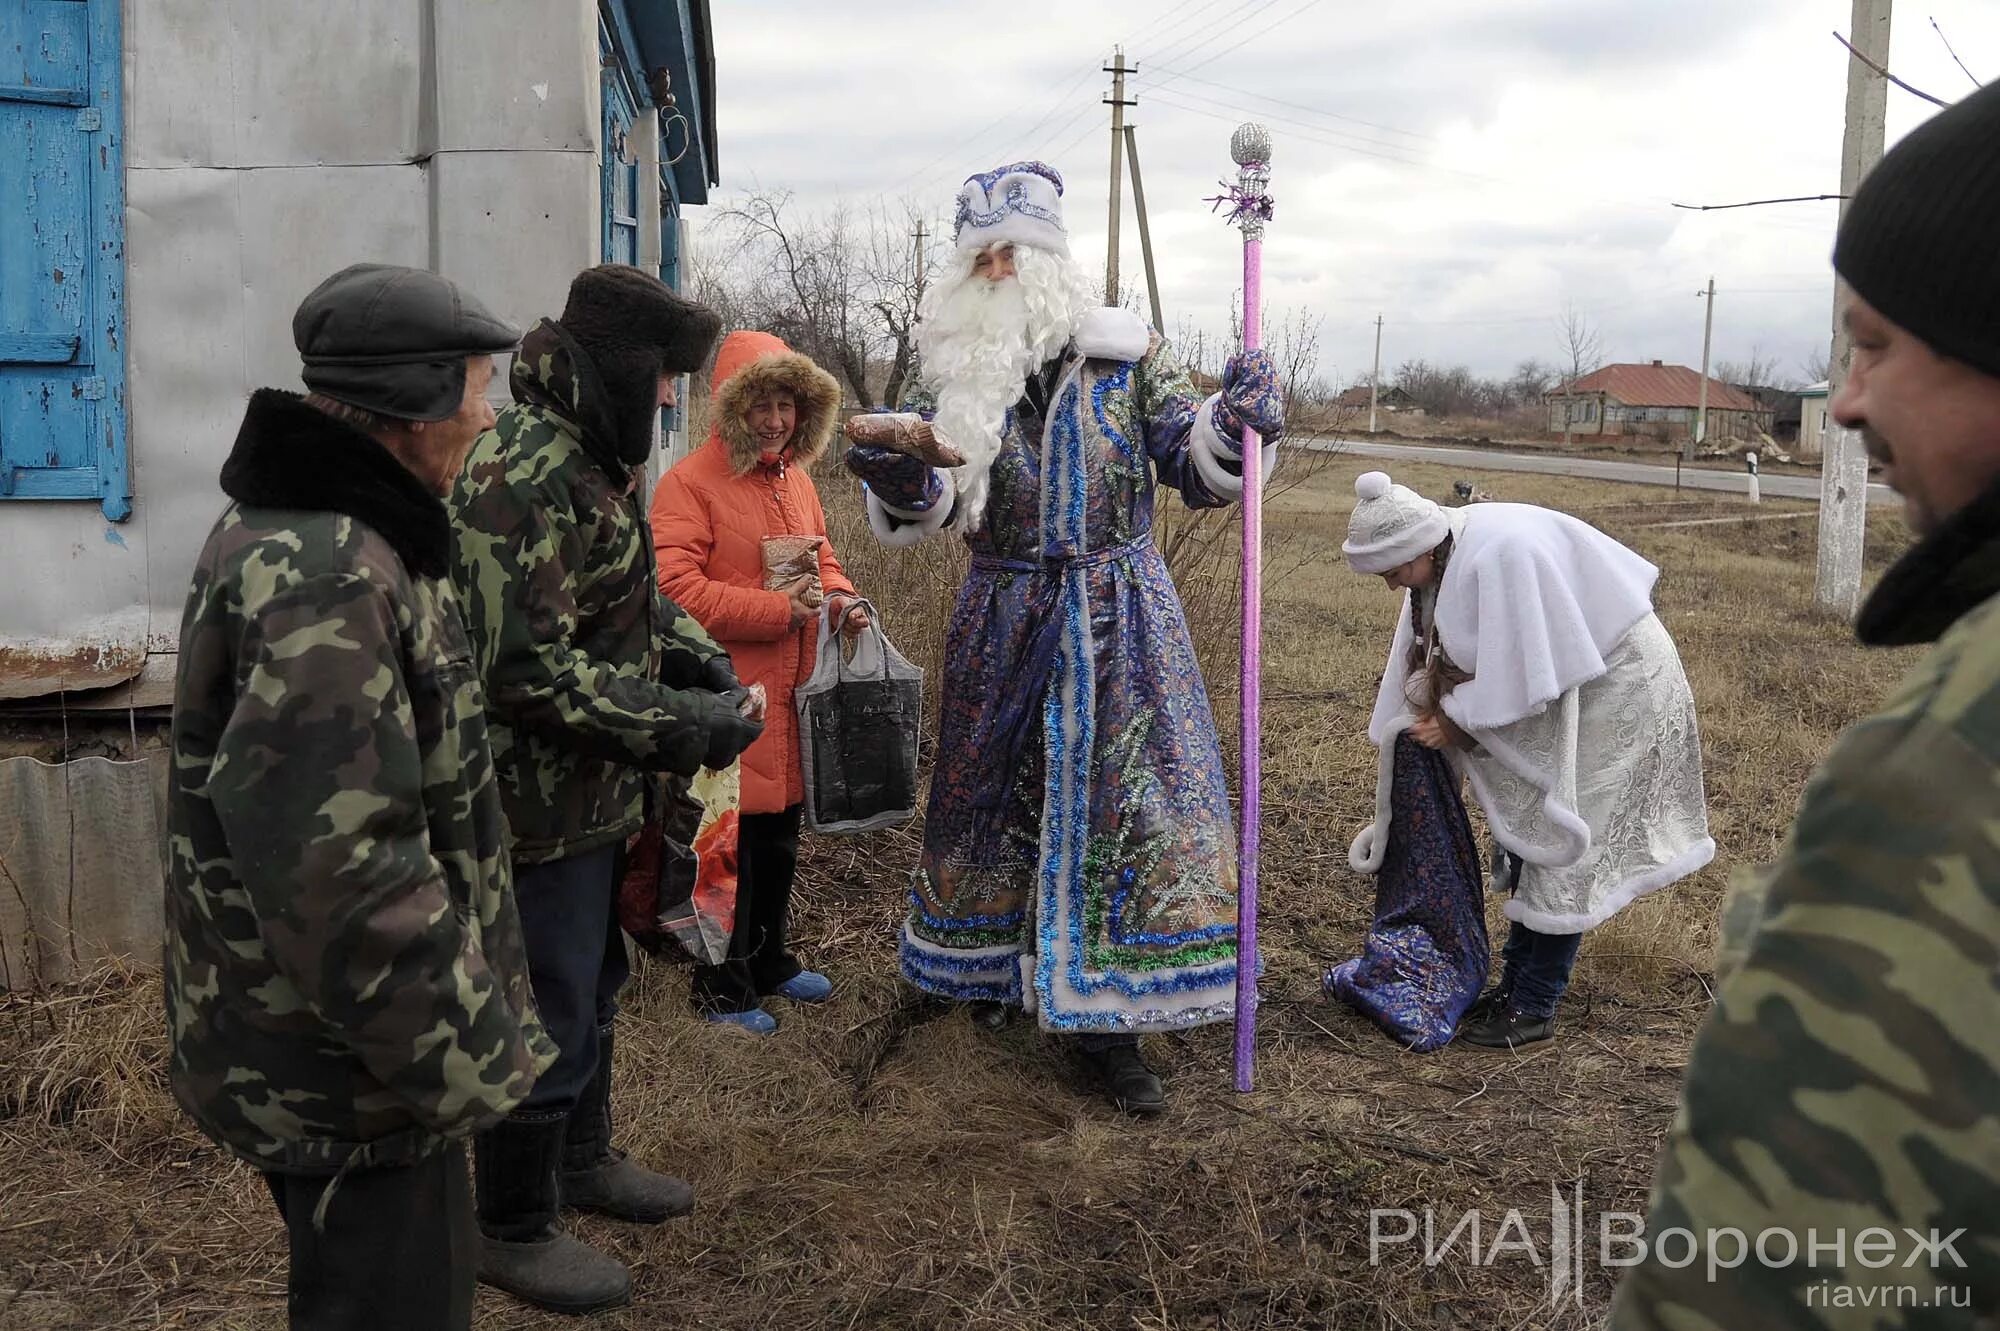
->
<box><xmin>1309</xmin><ymin>438</ymin><xmax>1898</xmax><ymax>507</ymax></box>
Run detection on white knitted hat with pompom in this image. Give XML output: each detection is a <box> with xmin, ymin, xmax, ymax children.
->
<box><xmin>1342</xmin><ymin>471</ymin><xmax>1449</xmax><ymax>574</ymax></box>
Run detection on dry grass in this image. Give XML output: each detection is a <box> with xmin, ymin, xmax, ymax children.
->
<box><xmin>0</xmin><ymin>454</ymin><xmax>1918</xmax><ymax>1330</ymax></box>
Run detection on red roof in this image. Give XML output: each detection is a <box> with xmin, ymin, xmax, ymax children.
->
<box><xmin>1554</xmin><ymin>362</ymin><xmax>1763</xmax><ymax>412</ymax></box>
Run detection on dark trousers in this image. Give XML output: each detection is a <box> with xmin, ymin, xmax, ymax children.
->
<box><xmin>1498</xmin><ymin>920</ymin><xmax>1583</xmax><ymax>1020</ymax></box>
<box><xmin>1492</xmin><ymin>853</ymin><xmax>1584</xmax><ymax>1020</ymax></box>
<box><xmin>512</xmin><ymin>843</ymin><xmax>628</xmax><ymax>1114</ymax></box>
<box><xmin>691</xmin><ymin>804</ymin><xmax>805</xmax><ymax>1012</ymax></box>
<box><xmin>262</xmin><ymin>1144</ymin><xmax>475</xmax><ymax>1331</ymax></box>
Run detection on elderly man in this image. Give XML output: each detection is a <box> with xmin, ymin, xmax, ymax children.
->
<box><xmin>844</xmin><ymin>161</ymin><xmax>1284</xmax><ymax>1115</ymax></box>
<box><xmin>165</xmin><ymin>264</ymin><xmax>554</xmax><ymax>1331</ymax></box>
<box><xmin>1611</xmin><ymin>82</ymin><xmax>2000</xmax><ymax>1328</ymax></box>
<box><xmin>448</xmin><ymin>265</ymin><xmax>757</xmax><ymax>1313</ymax></box>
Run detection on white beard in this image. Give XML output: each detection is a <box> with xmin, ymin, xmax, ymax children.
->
<box><xmin>915</xmin><ymin>247</ymin><xmax>1095</xmax><ymax>531</ymax></box>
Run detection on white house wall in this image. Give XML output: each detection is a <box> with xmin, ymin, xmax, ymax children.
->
<box><xmin>0</xmin><ymin>0</ymin><xmax>604</xmax><ymax>700</ymax></box>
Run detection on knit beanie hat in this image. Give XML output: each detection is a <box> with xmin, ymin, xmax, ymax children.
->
<box><xmin>1343</xmin><ymin>471</ymin><xmax>1449</xmax><ymax>574</ymax></box>
<box><xmin>1833</xmin><ymin>81</ymin><xmax>2000</xmax><ymax>380</ymax></box>
<box><xmin>557</xmin><ymin>264</ymin><xmax>722</xmax><ymax>465</ymax></box>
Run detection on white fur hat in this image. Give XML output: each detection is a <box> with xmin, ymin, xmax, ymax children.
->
<box><xmin>953</xmin><ymin>160</ymin><xmax>1070</xmax><ymax>258</ymax></box>
<box><xmin>1343</xmin><ymin>471</ymin><xmax>1450</xmax><ymax>574</ymax></box>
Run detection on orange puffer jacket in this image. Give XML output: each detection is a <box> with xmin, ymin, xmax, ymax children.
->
<box><xmin>649</xmin><ymin>331</ymin><xmax>855</xmax><ymax>814</ymax></box>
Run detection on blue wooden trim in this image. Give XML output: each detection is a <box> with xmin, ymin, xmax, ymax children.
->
<box><xmin>89</xmin><ymin>0</ymin><xmax>128</xmax><ymax>522</ymax></box>
<box><xmin>3</xmin><ymin>466</ymin><xmax>97</xmax><ymax>498</ymax></box>
<box><xmin>0</xmin><ymin>334</ymin><xmax>81</xmax><ymax>364</ymax></box>
<box><xmin>599</xmin><ymin>0</ymin><xmax>652</xmax><ymax>107</ymax></box>
<box><xmin>0</xmin><ymin>83</ymin><xmax>86</xmax><ymax>106</ymax></box>
<box><xmin>622</xmin><ymin>0</ymin><xmax>711</xmax><ymax>204</ymax></box>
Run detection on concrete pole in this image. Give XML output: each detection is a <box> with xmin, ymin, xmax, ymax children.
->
<box><xmin>1815</xmin><ymin>0</ymin><xmax>1891</xmax><ymax>618</ymax></box>
<box><xmin>1123</xmin><ymin>125</ymin><xmax>1165</xmax><ymax>333</ymax></box>
<box><xmin>1103</xmin><ymin>48</ymin><xmax>1133</xmax><ymax>305</ymax></box>
<box><xmin>1690</xmin><ymin>277</ymin><xmax>1714</xmax><ymax>461</ymax></box>
<box><xmin>1369</xmin><ymin>314</ymin><xmax>1383</xmax><ymax>433</ymax></box>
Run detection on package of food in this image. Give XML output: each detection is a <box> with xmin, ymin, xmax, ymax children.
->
<box><xmin>761</xmin><ymin>534</ymin><xmax>824</xmax><ymax>599</ymax></box>
<box><xmin>842</xmin><ymin>413</ymin><xmax>965</xmax><ymax>466</ymax></box>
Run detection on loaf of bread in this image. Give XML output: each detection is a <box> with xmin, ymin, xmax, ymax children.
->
<box><xmin>842</xmin><ymin>413</ymin><xmax>965</xmax><ymax>467</ymax></box>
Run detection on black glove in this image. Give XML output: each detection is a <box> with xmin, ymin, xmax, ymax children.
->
<box><xmin>699</xmin><ymin>655</ymin><xmax>742</xmax><ymax>695</ymax></box>
<box><xmin>698</xmin><ymin>691</ymin><xmax>764</xmax><ymax>770</ymax></box>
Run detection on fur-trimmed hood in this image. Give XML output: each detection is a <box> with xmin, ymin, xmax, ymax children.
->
<box><xmin>707</xmin><ymin>331</ymin><xmax>843</xmax><ymax>475</ymax></box>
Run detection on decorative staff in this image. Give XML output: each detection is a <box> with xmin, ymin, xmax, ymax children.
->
<box><xmin>1211</xmin><ymin>123</ymin><xmax>1273</xmax><ymax>1092</ymax></box>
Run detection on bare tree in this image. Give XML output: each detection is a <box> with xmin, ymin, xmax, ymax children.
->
<box><xmin>1507</xmin><ymin>358</ymin><xmax>1555</xmax><ymax>406</ymax></box>
<box><xmin>1799</xmin><ymin>347</ymin><xmax>1832</xmax><ymax>384</ymax></box>
<box><xmin>1717</xmin><ymin>345</ymin><xmax>1782</xmax><ymax>390</ymax></box>
<box><xmin>1554</xmin><ymin>303</ymin><xmax>1605</xmax><ymax>446</ymax></box>
<box><xmin>1158</xmin><ymin>307</ymin><xmax>1349</xmax><ymax>576</ymax></box>
<box><xmin>859</xmin><ymin>200</ymin><xmax>943</xmax><ymax>411</ymax></box>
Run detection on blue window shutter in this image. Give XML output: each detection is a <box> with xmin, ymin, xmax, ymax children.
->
<box><xmin>598</xmin><ymin>19</ymin><xmax>640</xmax><ymax>266</ymax></box>
<box><xmin>0</xmin><ymin>0</ymin><xmax>128</xmax><ymax>521</ymax></box>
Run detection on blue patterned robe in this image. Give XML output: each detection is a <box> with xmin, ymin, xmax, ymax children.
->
<box><xmin>856</xmin><ymin>308</ymin><xmax>1260</xmax><ymax>1032</ymax></box>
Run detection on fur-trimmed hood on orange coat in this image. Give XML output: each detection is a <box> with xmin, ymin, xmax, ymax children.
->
<box><xmin>649</xmin><ymin>331</ymin><xmax>854</xmax><ymax>814</ymax></box>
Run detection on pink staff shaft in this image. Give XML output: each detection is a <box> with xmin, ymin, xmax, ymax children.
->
<box><xmin>1233</xmin><ymin>233</ymin><xmax>1263</xmax><ymax>1093</ymax></box>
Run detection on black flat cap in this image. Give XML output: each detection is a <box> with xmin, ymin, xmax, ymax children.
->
<box><xmin>293</xmin><ymin>263</ymin><xmax>521</xmax><ymax>422</ymax></box>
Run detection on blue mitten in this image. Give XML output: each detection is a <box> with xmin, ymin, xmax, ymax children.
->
<box><xmin>844</xmin><ymin>443</ymin><xmax>941</xmax><ymax>512</ymax></box>
<box><xmin>1214</xmin><ymin>349</ymin><xmax>1285</xmax><ymax>444</ymax></box>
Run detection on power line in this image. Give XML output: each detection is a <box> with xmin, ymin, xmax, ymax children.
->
<box><xmin>1141</xmin><ymin>0</ymin><xmax>1214</xmax><ymax>42</ymax></box>
<box><xmin>891</xmin><ymin>58</ymin><xmax>1099</xmax><ymax>192</ymax></box>
<box><xmin>1140</xmin><ymin>83</ymin><xmax>1839</xmax><ymax>238</ymax></box>
<box><xmin>1139</xmin><ymin>82</ymin><xmax>1437</xmax><ymax>160</ymax></box>
<box><xmin>1144</xmin><ymin>88</ymin><xmax>1463</xmax><ymax>173</ymax></box>
<box><xmin>1143</xmin><ymin>0</ymin><xmax>1277</xmax><ymax>74</ymax></box>
<box><xmin>1135</xmin><ymin>66</ymin><xmax>1436</xmax><ymax>143</ymax></box>
<box><xmin>1152</xmin><ymin>0</ymin><xmax>1327</xmax><ymax>86</ymax></box>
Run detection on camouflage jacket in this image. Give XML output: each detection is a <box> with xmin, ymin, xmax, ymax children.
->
<box><xmin>448</xmin><ymin>319</ymin><xmax>725</xmax><ymax>865</ymax></box>
<box><xmin>1611</xmin><ymin>488</ymin><xmax>2000</xmax><ymax>1329</ymax></box>
<box><xmin>165</xmin><ymin>390</ymin><xmax>556</xmax><ymax>1175</ymax></box>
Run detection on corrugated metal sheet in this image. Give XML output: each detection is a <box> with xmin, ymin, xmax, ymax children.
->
<box><xmin>0</xmin><ymin>752</ymin><xmax>167</xmax><ymax>990</ymax></box>
<box><xmin>1563</xmin><ymin>363</ymin><xmax>1765</xmax><ymax>412</ymax></box>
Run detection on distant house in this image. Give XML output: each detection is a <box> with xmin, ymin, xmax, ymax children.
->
<box><xmin>1544</xmin><ymin>361</ymin><xmax>1773</xmax><ymax>442</ymax></box>
<box><xmin>1797</xmin><ymin>380</ymin><xmax>1832</xmax><ymax>458</ymax></box>
<box><xmin>1736</xmin><ymin>385</ymin><xmax>1803</xmax><ymax>444</ymax></box>
<box><xmin>1335</xmin><ymin>383</ymin><xmax>1417</xmax><ymax>412</ymax></box>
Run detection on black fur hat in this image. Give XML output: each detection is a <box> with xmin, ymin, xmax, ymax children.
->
<box><xmin>557</xmin><ymin>264</ymin><xmax>722</xmax><ymax>464</ymax></box>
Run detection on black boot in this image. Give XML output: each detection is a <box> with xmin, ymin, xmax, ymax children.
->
<box><xmin>561</xmin><ymin>1024</ymin><xmax>695</xmax><ymax>1223</ymax></box>
<box><xmin>968</xmin><ymin>1000</ymin><xmax>1011</xmax><ymax>1033</ymax></box>
<box><xmin>475</xmin><ymin>1110</ymin><xmax>632</xmax><ymax>1313</ymax></box>
<box><xmin>1457</xmin><ymin>1007</ymin><xmax>1556</xmax><ymax>1049</ymax></box>
<box><xmin>1461</xmin><ymin>984</ymin><xmax>1512</xmax><ymax>1026</ymax></box>
<box><xmin>1079</xmin><ymin>1041</ymin><xmax>1167</xmax><ymax>1116</ymax></box>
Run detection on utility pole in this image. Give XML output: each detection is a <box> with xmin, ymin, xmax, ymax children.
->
<box><xmin>1123</xmin><ymin>126</ymin><xmax>1164</xmax><ymax>333</ymax></box>
<box><xmin>1690</xmin><ymin>277</ymin><xmax>1715</xmax><ymax>462</ymax></box>
<box><xmin>912</xmin><ymin>217</ymin><xmax>927</xmax><ymax>291</ymax></box>
<box><xmin>1103</xmin><ymin>47</ymin><xmax>1135</xmax><ymax>305</ymax></box>
<box><xmin>1368</xmin><ymin>314</ymin><xmax>1383</xmax><ymax>434</ymax></box>
<box><xmin>1815</xmin><ymin>0</ymin><xmax>1891</xmax><ymax>619</ymax></box>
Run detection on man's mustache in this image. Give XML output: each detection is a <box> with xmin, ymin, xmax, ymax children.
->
<box><xmin>1860</xmin><ymin>426</ymin><xmax>1892</xmax><ymax>463</ymax></box>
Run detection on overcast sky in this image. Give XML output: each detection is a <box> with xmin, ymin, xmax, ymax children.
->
<box><xmin>698</xmin><ymin>1</ymin><xmax>1998</xmax><ymax>389</ymax></box>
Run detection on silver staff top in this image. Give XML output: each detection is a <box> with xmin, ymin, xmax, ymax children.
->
<box><xmin>1231</xmin><ymin>122</ymin><xmax>1272</xmax><ymax>167</ymax></box>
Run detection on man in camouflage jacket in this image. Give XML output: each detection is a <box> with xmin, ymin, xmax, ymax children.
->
<box><xmin>166</xmin><ymin>265</ymin><xmax>553</xmax><ymax>1331</ymax></box>
<box><xmin>1611</xmin><ymin>83</ymin><xmax>2000</xmax><ymax>1330</ymax></box>
<box><xmin>447</xmin><ymin>264</ymin><xmax>755</xmax><ymax>1313</ymax></box>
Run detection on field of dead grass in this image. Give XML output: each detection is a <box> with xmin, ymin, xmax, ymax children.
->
<box><xmin>0</xmin><ymin>452</ymin><xmax>1919</xmax><ymax>1330</ymax></box>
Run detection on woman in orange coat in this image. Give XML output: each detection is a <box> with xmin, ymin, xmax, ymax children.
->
<box><xmin>650</xmin><ymin>331</ymin><xmax>866</xmax><ymax>1032</ymax></box>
